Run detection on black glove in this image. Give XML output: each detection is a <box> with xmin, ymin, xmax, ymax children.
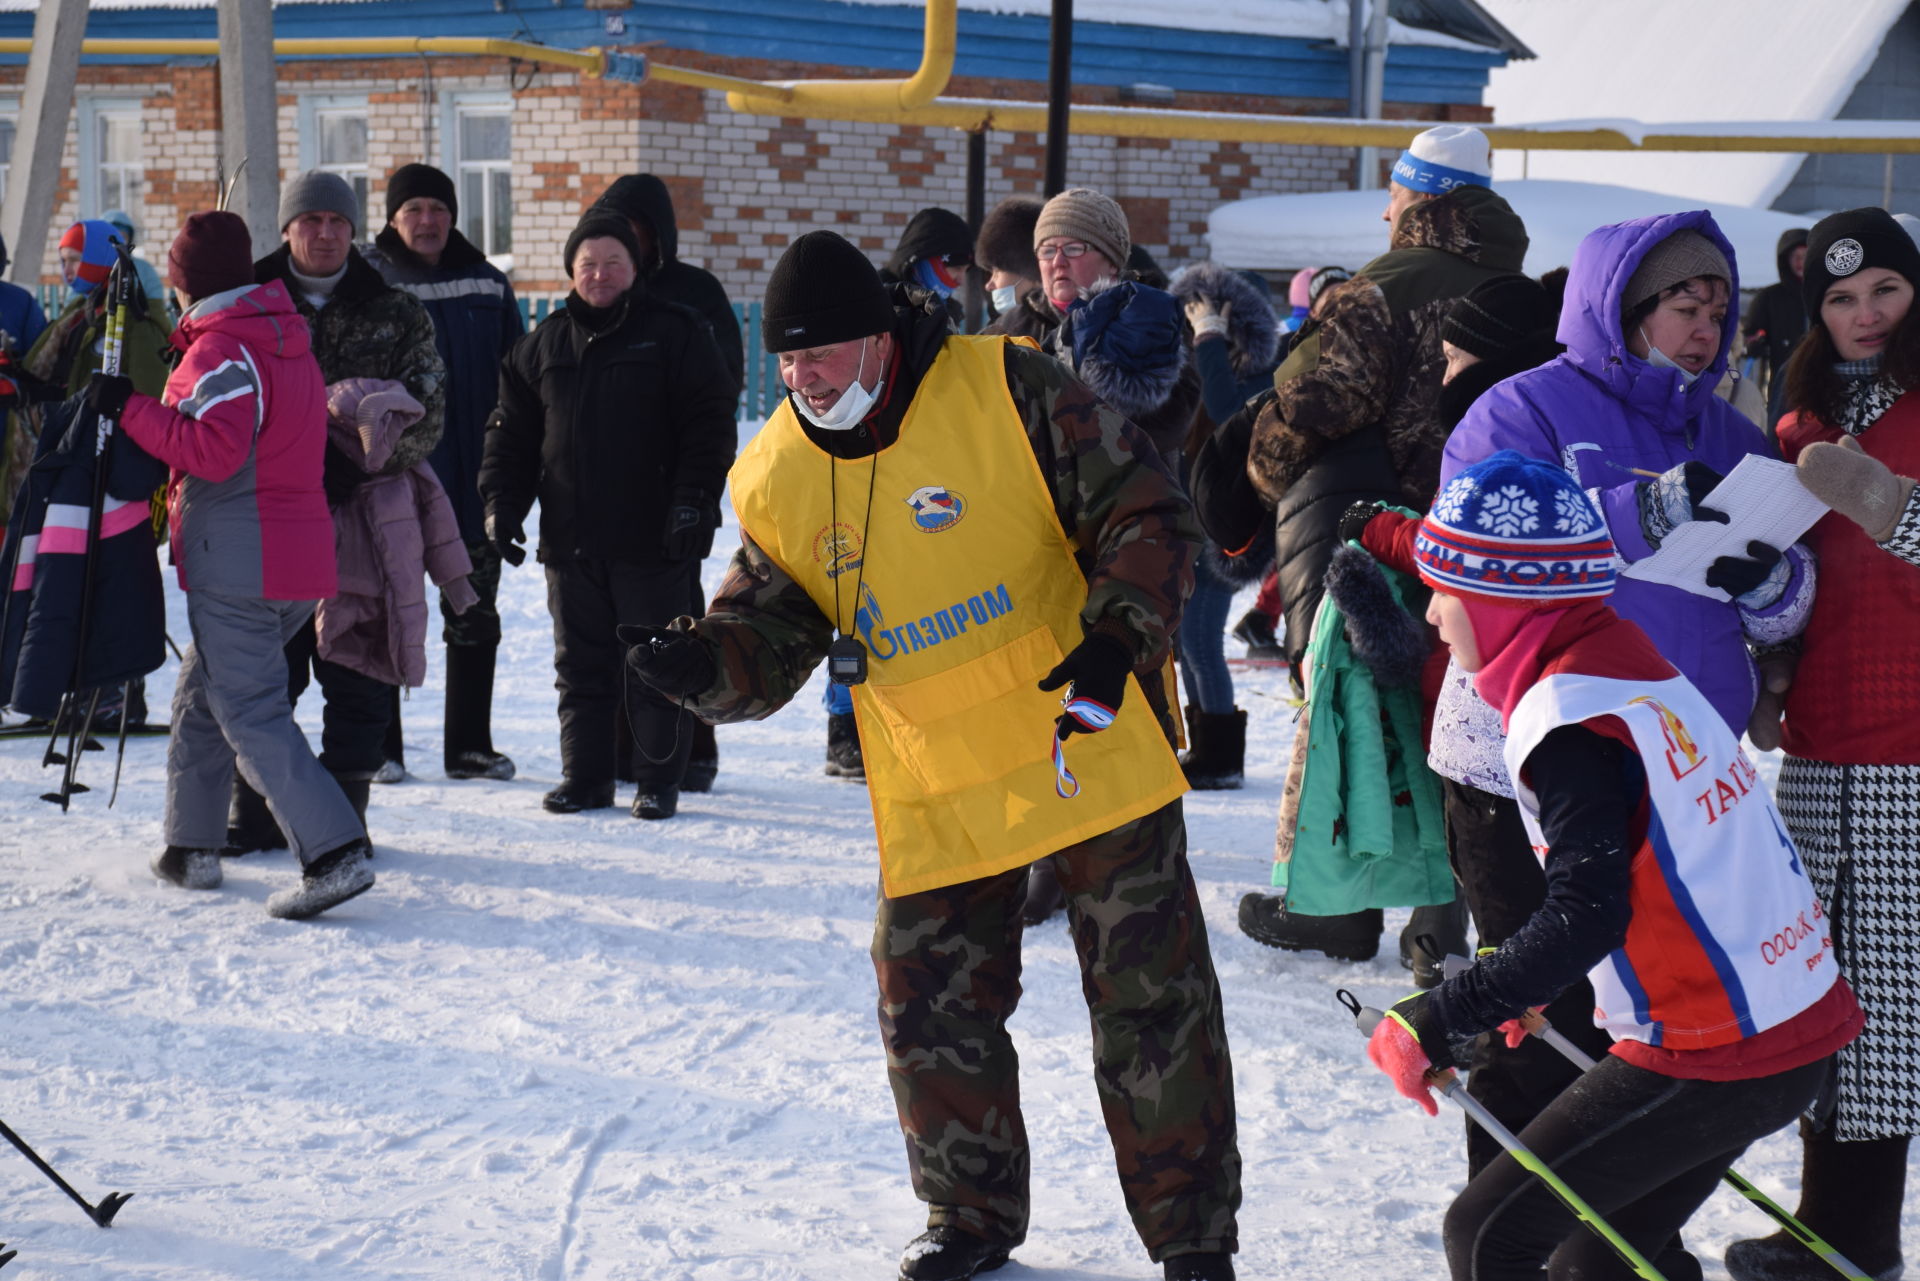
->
<box><xmin>1705</xmin><ymin>539</ymin><xmax>1783</xmax><ymax>599</ymax></box>
<box><xmin>617</xmin><ymin>623</ymin><xmax>718</xmax><ymax>701</ymax></box>
<box><xmin>485</xmin><ymin>506</ymin><xmax>527</xmax><ymax>567</ymax></box>
<box><xmin>321</xmin><ymin>444</ymin><xmax>366</xmax><ymax>509</ymax></box>
<box><xmin>1036</xmin><ymin>633</ymin><xmax>1133</xmax><ymax>739</ymax></box>
<box><xmin>662</xmin><ymin>487</ymin><xmax>713</xmax><ymax>563</ymax></box>
<box><xmin>85</xmin><ymin>371</ymin><xmax>133</xmax><ymax>420</ymax></box>
<box><xmin>1338</xmin><ymin>500</ymin><xmax>1390</xmax><ymax>545</ymax></box>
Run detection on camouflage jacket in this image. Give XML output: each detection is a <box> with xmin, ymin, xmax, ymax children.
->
<box><xmin>255</xmin><ymin>245</ymin><xmax>445</xmax><ymax>476</ymax></box>
<box><xmin>1249</xmin><ymin>183</ymin><xmax>1528</xmax><ymax>512</ymax></box>
<box><xmin>678</xmin><ymin>339</ymin><xmax>1199</xmax><ymax>729</ymax></box>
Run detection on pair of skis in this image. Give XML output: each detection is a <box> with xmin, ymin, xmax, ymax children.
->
<box><xmin>1341</xmin><ymin>959</ymin><xmax>1871</xmax><ymax>1281</ymax></box>
<box><xmin>36</xmin><ymin>233</ymin><xmax>141</xmax><ymax>812</ymax></box>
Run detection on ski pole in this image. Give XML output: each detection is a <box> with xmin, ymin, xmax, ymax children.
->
<box><xmin>1421</xmin><ymin>940</ymin><xmax>1874</xmax><ymax>1281</ymax></box>
<box><xmin>0</xmin><ymin>1115</ymin><xmax>131</xmax><ymax>1227</ymax></box>
<box><xmin>1336</xmin><ymin>989</ymin><xmax>1670</xmax><ymax>1281</ymax></box>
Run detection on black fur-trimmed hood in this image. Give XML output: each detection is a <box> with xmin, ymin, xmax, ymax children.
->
<box><xmin>1325</xmin><ymin>542</ymin><xmax>1429</xmax><ymax>689</ymax></box>
<box><xmin>1170</xmin><ymin>260</ymin><xmax>1281</xmax><ymax>377</ymax></box>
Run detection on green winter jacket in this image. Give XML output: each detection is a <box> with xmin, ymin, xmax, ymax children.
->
<box><xmin>1272</xmin><ymin>554</ymin><xmax>1449</xmax><ymax>914</ymax></box>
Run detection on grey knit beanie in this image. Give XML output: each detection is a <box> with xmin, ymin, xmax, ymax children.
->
<box><xmin>1622</xmin><ymin>229</ymin><xmax>1731</xmax><ymax>315</ymax></box>
<box><xmin>1034</xmin><ymin>188</ymin><xmax>1130</xmax><ymax>275</ymax></box>
<box><xmin>278</xmin><ymin>169</ymin><xmax>361</xmax><ymax>234</ymax></box>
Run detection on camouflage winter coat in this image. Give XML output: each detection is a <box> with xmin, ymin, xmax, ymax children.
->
<box><xmin>672</xmin><ymin>299</ymin><xmax>1199</xmax><ymax>735</ymax></box>
<box><xmin>255</xmin><ymin>245</ymin><xmax>445</xmax><ymax>477</ymax></box>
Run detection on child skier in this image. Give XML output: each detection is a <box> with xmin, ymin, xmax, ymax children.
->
<box><xmin>1367</xmin><ymin>450</ymin><xmax>1862</xmax><ymax>1280</ymax></box>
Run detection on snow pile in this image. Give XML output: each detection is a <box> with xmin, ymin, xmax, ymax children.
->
<box><xmin>1479</xmin><ymin>0</ymin><xmax>1910</xmax><ymax>207</ymax></box>
<box><xmin>0</xmin><ymin>442</ymin><xmax>1905</xmax><ymax>1277</ymax></box>
<box><xmin>1208</xmin><ymin>179</ymin><xmax>1817</xmax><ymax>285</ymax></box>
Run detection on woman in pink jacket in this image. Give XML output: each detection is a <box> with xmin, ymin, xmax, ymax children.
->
<box><xmin>87</xmin><ymin>211</ymin><xmax>373</xmax><ymax>921</ymax></box>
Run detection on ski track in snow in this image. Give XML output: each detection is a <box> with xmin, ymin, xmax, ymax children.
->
<box><xmin>0</xmin><ymin>477</ymin><xmax>1905</xmax><ymax>1279</ymax></box>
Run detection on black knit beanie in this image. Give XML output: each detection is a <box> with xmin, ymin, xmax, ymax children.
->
<box><xmin>386</xmin><ymin>163</ymin><xmax>457</xmax><ymax>225</ymax></box>
<box><xmin>1443</xmin><ymin>274</ymin><xmax>1557</xmax><ymax>362</ymax></box>
<box><xmin>1803</xmin><ymin>206</ymin><xmax>1920</xmax><ymax>318</ymax></box>
<box><xmin>563</xmin><ymin>212</ymin><xmax>644</xmax><ymax>278</ymax></box>
<box><xmin>975</xmin><ymin>196</ymin><xmax>1043</xmax><ymax>281</ymax></box>
<box><xmin>763</xmin><ymin>231</ymin><xmax>895</xmax><ymax>353</ymax></box>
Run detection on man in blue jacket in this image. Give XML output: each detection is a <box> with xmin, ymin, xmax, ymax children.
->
<box><xmin>365</xmin><ymin>163</ymin><xmax>523</xmax><ymax>783</ymax></box>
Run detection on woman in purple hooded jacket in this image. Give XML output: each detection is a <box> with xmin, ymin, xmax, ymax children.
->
<box><xmin>1425</xmin><ymin>211</ymin><xmax>1816</xmax><ymax>1168</ymax></box>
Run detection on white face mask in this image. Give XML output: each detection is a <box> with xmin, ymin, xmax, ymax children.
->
<box><xmin>793</xmin><ymin>339</ymin><xmax>884</xmax><ymax>432</ymax></box>
<box><xmin>990</xmin><ymin>284</ymin><xmax>1019</xmax><ymax>315</ymax></box>
<box><xmin>1639</xmin><ymin>325</ymin><xmax>1703</xmax><ymax>387</ymax></box>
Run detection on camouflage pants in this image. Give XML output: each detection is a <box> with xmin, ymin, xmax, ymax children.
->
<box><xmin>439</xmin><ymin>539</ymin><xmax>504</xmax><ymax>649</ymax></box>
<box><xmin>871</xmin><ymin>799</ymin><xmax>1241</xmax><ymax>1261</ymax></box>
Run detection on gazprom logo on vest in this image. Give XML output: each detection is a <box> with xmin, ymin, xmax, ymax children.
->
<box><xmin>855</xmin><ymin>580</ymin><xmax>1015</xmax><ymax>660</ymax></box>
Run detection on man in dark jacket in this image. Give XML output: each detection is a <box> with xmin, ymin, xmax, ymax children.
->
<box><xmin>480</xmin><ymin>211</ymin><xmax>736</xmax><ymax>821</ymax></box>
<box><xmin>364</xmin><ymin>162</ymin><xmax>524</xmax><ymax>784</ymax></box>
<box><xmin>1235</xmin><ymin>128</ymin><xmax>1525</xmax><ymax>962</ymax></box>
<box><xmin>1742</xmin><ymin>226</ymin><xmax>1810</xmax><ymax>433</ymax></box>
<box><xmin>591</xmin><ymin>173</ymin><xmax>742</xmax><ymax>793</ymax></box>
<box><xmin>227</xmin><ymin>170</ymin><xmax>446</xmax><ymax>853</ymax></box>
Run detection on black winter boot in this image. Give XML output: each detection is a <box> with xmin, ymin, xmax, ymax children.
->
<box><xmin>443</xmin><ymin>646</ymin><xmax>516</xmax><ymax>780</ymax></box>
<box><xmin>330</xmin><ymin>771</ymin><xmax>371</xmax><ymax>837</ymax></box>
<box><xmin>1231</xmin><ymin>609</ymin><xmax>1283</xmax><ymax>661</ymax></box>
<box><xmin>897</xmin><ymin>1227</ymin><xmax>1011</xmax><ymax>1281</ymax></box>
<box><xmin>266</xmin><ymin>839</ymin><xmax>375</xmax><ymax>920</ymax></box>
<box><xmin>1180</xmin><ymin>707</ymin><xmax>1246</xmax><ymax>790</ymax></box>
<box><xmin>1164</xmin><ymin>1253</ymin><xmax>1235</xmax><ymax>1281</ymax></box>
<box><xmin>223</xmin><ymin>777</ymin><xmax>289</xmax><ymax>857</ymax></box>
<box><xmin>632</xmin><ymin>786</ymin><xmax>679</xmax><ymax>821</ymax></box>
<box><xmin>1726</xmin><ymin>1125</ymin><xmax>1907</xmax><ymax>1281</ymax></box>
<box><xmin>1401</xmin><ymin>895</ymin><xmax>1471</xmax><ymax>988</ymax></box>
<box><xmin>1238</xmin><ymin>893</ymin><xmax>1383</xmax><ymax>961</ymax></box>
<box><xmin>375</xmin><ymin>686</ymin><xmax>407</xmax><ymax>784</ymax></box>
<box><xmin>1019</xmin><ymin>857</ymin><xmax>1064</xmax><ymax>926</ymax></box>
<box><xmin>152</xmin><ymin>845</ymin><xmax>223</xmax><ymax>890</ymax></box>
<box><xmin>825</xmin><ymin>712</ymin><xmax>864</xmax><ymax>779</ymax></box>
<box><xmin>544</xmin><ymin>781</ymin><xmax>615</xmax><ymax>814</ymax></box>
<box><xmin>682</xmin><ymin>717</ymin><xmax>718</xmax><ymax>793</ymax></box>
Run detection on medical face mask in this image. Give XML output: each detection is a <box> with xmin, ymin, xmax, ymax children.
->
<box><xmin>1640</xmin><ymin>326</ymin><xmax>1703</xmax><ymax>386</ymax></box>
<box><xmin>793</xmin><ymin>340</ymin><xmax>883</xmax><ymax>432</ymax></box>
<box><xmin>990</xmin><ymin>284</ymin><xmax>1019</xmax><ymax>315</ymax></box>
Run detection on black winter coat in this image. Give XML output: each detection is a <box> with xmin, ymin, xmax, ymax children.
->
<box><xmin>482</xmin><ymin>287</ymin><xmax>736</xmax><ymax>567</ymax></box>
<box><xmin>363</xmin><ymin>227</ymin><xmax>524</xmax><ymax>544</ymax></box>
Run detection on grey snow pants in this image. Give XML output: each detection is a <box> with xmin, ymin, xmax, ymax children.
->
<box><xmin>165</xmin><ymin>591</ymin><xmax>363</xmax><ymax>863</ymax></box>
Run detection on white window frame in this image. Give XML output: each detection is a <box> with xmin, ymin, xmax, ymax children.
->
<box><xmin>78</xmin><ymin>96</ymin><xmax>143</xmax><ymax>218</ymax></box>
<box><xmin>441</xmin><ymin>91</ymin><xmax>513</xmax><ymax>259</ymax></box>
<box><xmin>0</xmin><ymin>97</ymin><xmax>18</xmax><ymax>206</ymax></box>
<box><xmin>296</xmin><ymin>93</ymin><xmax>372</xmax><ymax>232</ymax></box>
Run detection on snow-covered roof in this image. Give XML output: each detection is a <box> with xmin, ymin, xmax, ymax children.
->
<box><xmin>1208</xmin><ymin>179</ymin><xmax>1816</xmax><ymax>286</ymax></box>
<box><xmin>1478</xmin><ymin>0</ymin><xmax>1911</xmax><ymax>208</ymax></box>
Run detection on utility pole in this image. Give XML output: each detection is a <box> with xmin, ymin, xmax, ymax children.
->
<box><xmin>1044</xmin><ymin>0</ymin><xmax>1072</xmax><ymax>196</ymax></box>
<box><xmin>1353</xmin><ymin>0</ymin><xmax>1390</xmax><ymax>190</ymax></box>
<box><xmin>217</xmin><ymin>0</ymin><xmax>282</xmax><ymax>248</ymax></box>
<box><xmin>0</xmin><ymin>0</ymin><xmax>88</xmax><ymax>285</ymax></box>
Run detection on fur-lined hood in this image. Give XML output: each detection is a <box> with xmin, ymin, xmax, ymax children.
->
<box><xmin>1170</xmin><ymin>260</ymin><xmax>1281</xmax><ymax>377</ymax></box>
<box><xmin>1045</xmin><ymin>276</ymin><xmax>1189</xmax><ymax>424</ymax></box>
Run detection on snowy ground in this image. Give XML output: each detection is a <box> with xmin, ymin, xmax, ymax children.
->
<box><xmin>0</xmin><ymin>475</ymin><xmax>1906</xmax><ymax>1279</ymax></box>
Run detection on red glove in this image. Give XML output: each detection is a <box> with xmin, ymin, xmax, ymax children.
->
<box><xmin>1496</xmin><ymin>1005</ymin><xmax>1548</xmax><ymax>1049</ymax></box>
<box><xmin>1367</xmin><ymin>1008</ymin><xmax>1438</xmax><ymax>1117</ymax></box>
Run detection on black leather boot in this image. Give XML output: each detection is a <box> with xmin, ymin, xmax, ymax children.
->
<box><xmin>444</xmin><ymin>645</ymin><xmax>515</xmax><ymax>780</ymax></box>
<box><xmin>223</xmin><ymin>776</ymin><xmax>289</xmax><ymax>857</ymax></box>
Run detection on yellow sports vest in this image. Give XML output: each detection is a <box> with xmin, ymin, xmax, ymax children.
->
<box><xmin>731</xmin><ymin>334</ymin><xmax>1187</xmax><ymax>897</ymax></box>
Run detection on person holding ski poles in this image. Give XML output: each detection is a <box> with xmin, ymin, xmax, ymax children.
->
<box><xmin>623</xmin><ymin>230</ymin><xmax>1241</xmax><ymax>1281</ymax></box>
<box><xmin>1365</xmin><ymin>450</ymin><xmax>1862</xmax><ymax>1281</ymax></box>
<box><xmin>85</xmin><ymin>210</ymin><xmax>372</xmax><ymax>920</ymax></box>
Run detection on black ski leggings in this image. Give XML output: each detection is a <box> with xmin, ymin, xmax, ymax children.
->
<box><xmin>1445</xmin><ymin>1053</ymin><xmax>1830</xmax><ymax>1281</ymax></box>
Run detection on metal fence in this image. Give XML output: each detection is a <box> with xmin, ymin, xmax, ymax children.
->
<box><xmin>32</xmin><ymin>283</ymin><xmax>787</xmax><ymax>421</ymax></box>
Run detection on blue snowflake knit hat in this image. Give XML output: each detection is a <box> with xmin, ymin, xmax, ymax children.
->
<box><xmin>1415</xmin><ymin>450</ymin><xmax>1617</xmax><ymax>608</ymax></box>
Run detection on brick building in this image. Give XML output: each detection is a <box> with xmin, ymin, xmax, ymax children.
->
<box><xmin>0</xmin><ymin>0</ymin><xmax>1527</xmax><ymax>301</ymax></box>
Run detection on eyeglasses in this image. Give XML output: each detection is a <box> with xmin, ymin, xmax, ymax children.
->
<box><xmin>1036</xmin><ymin>241</ymin><xmax>1091</xmax><ymax>263</ymax></box>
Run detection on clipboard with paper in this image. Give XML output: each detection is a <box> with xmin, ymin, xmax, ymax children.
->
<box><xmin>1618</xmin><ymin>455</ymin><xmax>1830</xmax><ymax>599</ymax></box>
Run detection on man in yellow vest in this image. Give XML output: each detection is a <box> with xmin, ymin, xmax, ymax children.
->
<box><xmin>625</xmin><ymin>231</ymin><xmax>1241</xmax><ymax>1281</ymax></box>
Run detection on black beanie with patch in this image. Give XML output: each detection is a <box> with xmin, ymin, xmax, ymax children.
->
<box><xmin>1803</xmin><ymin>206</ymin><xmax>1920</xmax><ymax>318</ymax></box>
<box><xmin>762</xmin><ymin>231</ymin><xmax>895</xmax><ymax>354</ymax></box>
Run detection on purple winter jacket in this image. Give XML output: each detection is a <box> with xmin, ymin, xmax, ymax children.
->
<box><xmin>1440</xmin><ymin>210</ymin><xmax>1813</xmax><ymax>735</ymax></box>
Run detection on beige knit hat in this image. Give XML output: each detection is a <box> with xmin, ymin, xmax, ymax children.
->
<box><xmin>1033</xmin><ymin>188</ymin><xmax>1130</xmax><ymax>274</ymax></box>
<box><xmin>1622</xmin><ymin>229</ymin><xmax>1731</xmax><ymax>315</ymax></box>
